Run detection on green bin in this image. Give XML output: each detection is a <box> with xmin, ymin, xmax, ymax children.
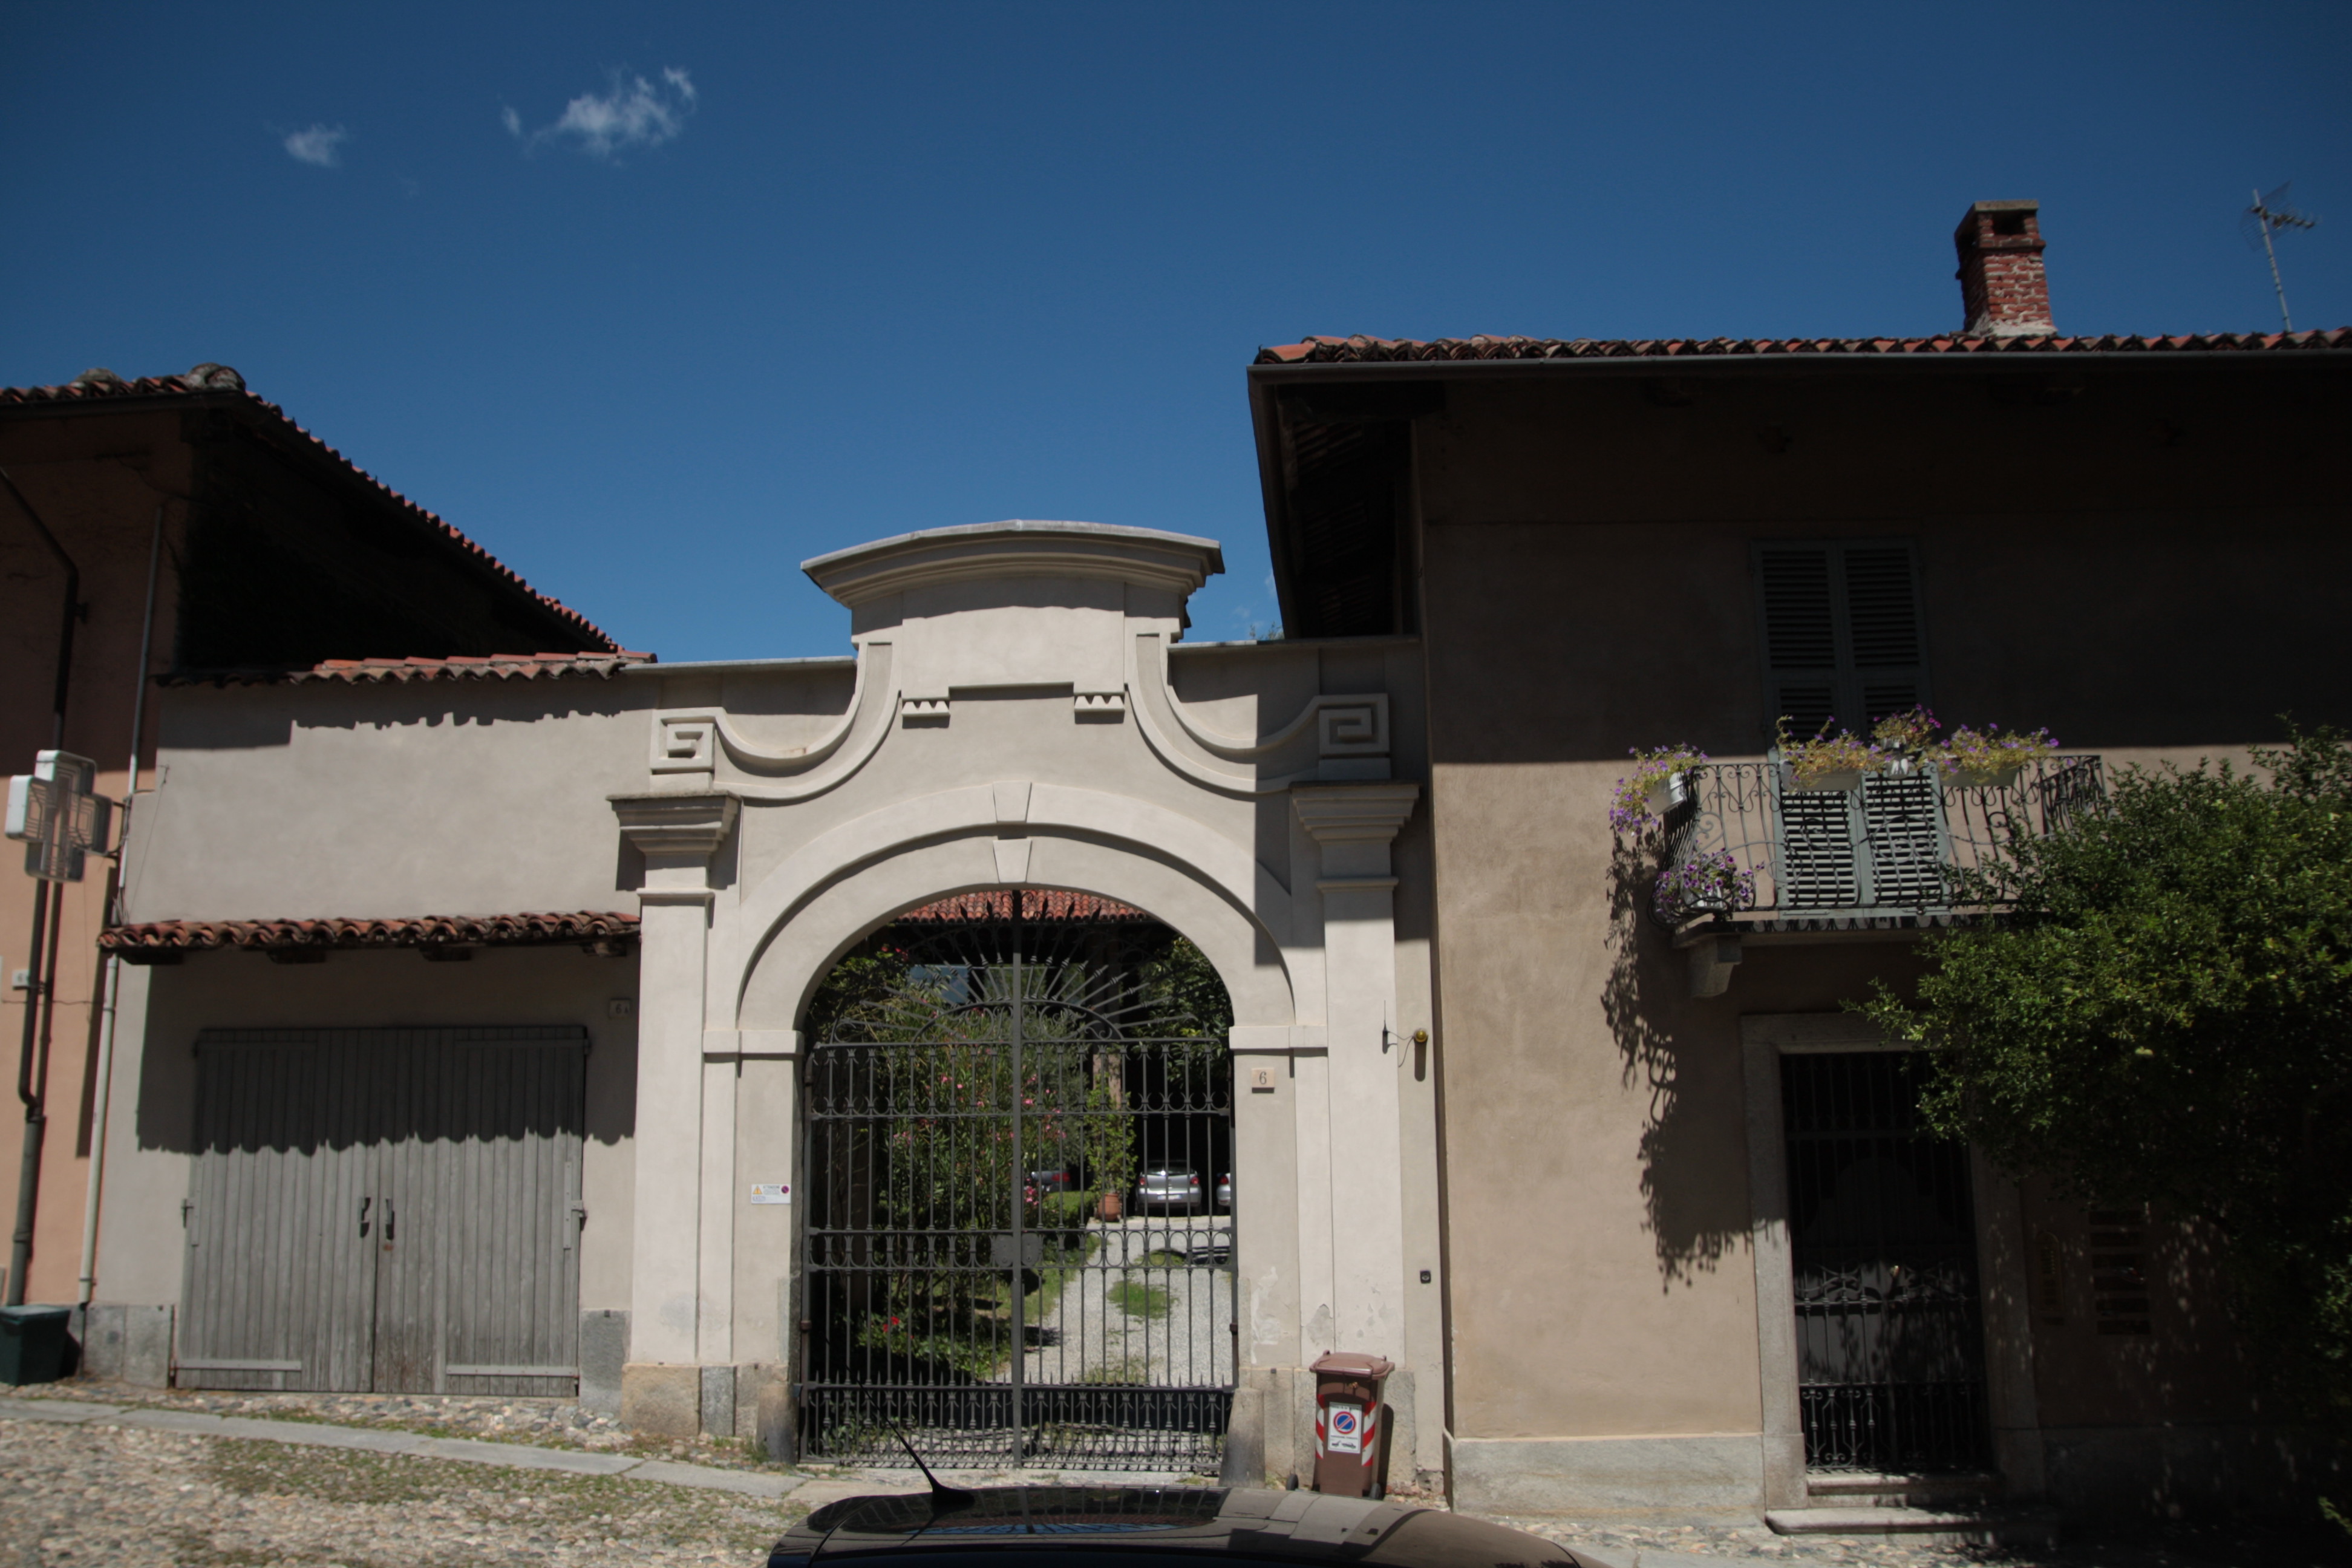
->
<box><xmin>0</xmin><ymin>1304</ymin><xmax>73</xmax><ymax>1385</ymax></box>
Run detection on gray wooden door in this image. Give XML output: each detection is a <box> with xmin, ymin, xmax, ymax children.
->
<box><xmin>179</xmin><ymin>1027</ymin><xmax>585</xmax><ymax>1395</ymax></box>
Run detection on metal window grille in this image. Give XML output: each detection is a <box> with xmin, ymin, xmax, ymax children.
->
<box><xmin>1783</xmin><ymin>1051</ymin><xmax>1990</xmax><ymax>1474</ymax></box>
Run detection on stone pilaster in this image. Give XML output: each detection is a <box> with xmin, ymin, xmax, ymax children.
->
<box><xmin>1292</xmin><ymin>782</ymin><xmax>1419</xmax><ymax>1362</ymax></box>
<box><xmin>610</xmin><ymin>791</ymin><xmax>738</xmax><ymax>1414</ymax></box>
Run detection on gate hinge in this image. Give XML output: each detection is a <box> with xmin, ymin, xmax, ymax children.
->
<box><xmin>180</xmin><ymin>1198</ymin><xmax>194</xmax><ymax>1227</ymax></box>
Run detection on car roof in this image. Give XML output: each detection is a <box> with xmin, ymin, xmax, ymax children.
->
<box><xmin>773</xmin><ymin>1485</ymin><xmax>1586</xmax><ymax>1567</ymax></box>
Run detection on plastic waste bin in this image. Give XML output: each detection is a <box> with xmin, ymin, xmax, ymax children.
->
<box><xmin>0</xmin><ymin>1304</ymin><xmax>73</xmax><ymax>1385</ymax></box>
<box><xmin>1309</xmin><ymin>1350</ymin><xmax>1393</xmax><ymax>1498</ymax></box>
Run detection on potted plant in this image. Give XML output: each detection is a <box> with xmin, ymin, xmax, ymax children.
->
<box><xmin>1869</xmin><ymin>706</ymin><xmax>1941</xmax><ymax>774</ymax></box>
<box><xmin>1935</xmin><ymin>722</ymin><xmax>2059</xmax><ymax>789</ymax></box>
<box><xmin>1082</xmin><ymin>1076</ymin><xmax>1134</xmax><ymax>1223</ymax></box>
<box><xmin>1775</xmin><ymin>716</ymin><xmax>1882</xmax><ymax>792</ymax></box>
<box><xmin>1652</xmin><ymin>848</ymin><xmax>1757</xmax><ymax>923</ymax></box>
<box><xmin>1609</xmin><ymin>745</ymin><xmax>1708</xmax><ymax>837</ymax></box>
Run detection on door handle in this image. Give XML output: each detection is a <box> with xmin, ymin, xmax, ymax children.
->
<box><xmin>359</xmin><ymin>1196</ymin><xmax>371</xmax><ymax>1236</ymax></box>
<box><xmin>383</xmin><ymin>1199</ymin><xmax>396</xmax><ymax>1242</ymax></box>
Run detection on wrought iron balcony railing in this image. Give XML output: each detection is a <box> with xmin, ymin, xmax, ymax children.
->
<box><xmin>1650</xmin><ymin>754</ymin><xmax>2106</xmax><ymax>933</ymax></box>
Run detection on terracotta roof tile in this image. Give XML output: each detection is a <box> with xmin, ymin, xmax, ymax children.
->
<box><xmin>161</xmin><ymin>650</ymin><xmax>658</xmax><ymax>687</ymax></box>
<box><xmin>102</xmin><ymin>910</ymin><xmax>638</xmax><ymax>959</ymax></box>
<box><xmin>894</xmin><ymin>891</ymin><xmax>1154</xmax><ymax>923</ymax></box>
<box><xmin>1</xmin><ymin>365</ymin><xmax>619</xmax><ymax>649</ymax></box>
<box><xmin>1254</xmin><ymin>328</ymin><xmax>2352</xmax><ymax>365</ymax></box>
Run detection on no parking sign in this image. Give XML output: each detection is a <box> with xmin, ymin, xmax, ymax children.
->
<box><xmin>1309</xmin><ymin>1350</ymin><xmax>1393</xmax><ymax>1497</ymax></box>
<box><xmin>1325</xmin><ymin>1403</ymin><xmax>1364</xmax><ymax>1454</ymax></box>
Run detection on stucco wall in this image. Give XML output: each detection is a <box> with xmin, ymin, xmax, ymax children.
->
<box><xmin>128</xmin><ymin>676</ymin><xmax>655</xmax><ymax>923</ymax></box>
<box><xmin>1407</xmin><ymin>361</ymin><xmax>2350</xmax><ymax>1515</ymax></box>
<box><xmin>0</xmin><ymin>410</ymin><xmax>190</xmax><ymax>1306</ymax></box>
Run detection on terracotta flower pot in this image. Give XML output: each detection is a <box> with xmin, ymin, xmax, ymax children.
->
<box><xmin>1097</xmin><ymin>1192</ymin><xmax>1123</xmax><ymax>1221</ymax></box>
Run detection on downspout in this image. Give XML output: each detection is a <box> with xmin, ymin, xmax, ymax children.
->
<box><xmin>77</xmin><ymin>503</ymin><xmax>165</xmax><ymax>1306</ymax></box>
<box><xmin>1</xmin><ymin>466</ymin><xmax>79</xmax><ymax>1307</ymax></box>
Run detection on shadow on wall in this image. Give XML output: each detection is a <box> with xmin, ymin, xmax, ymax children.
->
<box><xmin>1602</xmin><ymin>841</ymin><xmax>1747</xmax><ymax>1289</ymax></box>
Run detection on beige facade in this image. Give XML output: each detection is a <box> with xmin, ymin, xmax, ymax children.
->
<box><xmin>87</xmin><ymin>520</ymin><xmax>1449</xmax><ymax>1485</ymax></box>
<box><xmin>1246</xmin><ymin>337</ymin><xmax>2351</xmax><ymax>1521</ymax></box>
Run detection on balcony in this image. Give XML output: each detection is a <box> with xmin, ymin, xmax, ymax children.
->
<box><xmin>1652</xmin><ymin>755</ymin><xmax>2106</xmax><ymax>973</ymax></box>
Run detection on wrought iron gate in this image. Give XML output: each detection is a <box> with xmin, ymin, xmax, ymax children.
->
<box><xmin>1783</xmin><ymin>1051</ymin><xmax>1990</xmax><ymax>1473</ymax></box>
<box><xmin>798</xmin><ymin>892</ymin><xmax>1235</xmax><ymax>1471</ymax></box>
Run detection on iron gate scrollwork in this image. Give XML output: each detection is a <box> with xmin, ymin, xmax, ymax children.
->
<box><xmin>798</xmin><ymin>891</ymin><xmax>1235</xmax><ymax>1471</ymax></box>
<box><xmin>1784</xmin><ymin>1051</ymin><xmax>1991</xmax><ymax>1474</ymax></box>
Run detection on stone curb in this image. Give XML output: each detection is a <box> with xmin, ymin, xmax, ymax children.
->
<box><xmin>0</xmin><ymin>1396</ymin><xmax>843</xmax><ymax>1501</ymax></box>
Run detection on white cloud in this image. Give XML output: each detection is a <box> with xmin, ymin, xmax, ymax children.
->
<box><xmin>283</xmin><ymin>124</ymin><xmax>348</xmax><ymax>168</ymax></box>
<box><xmin>513</xmin><ymin>67</ymin><xmax>696</xmax><ymax>160</ymax></box>
<box><xmin>501</xmin><ymin>105</ymin><xmax>523</xmax><ymax>139</ymax></box>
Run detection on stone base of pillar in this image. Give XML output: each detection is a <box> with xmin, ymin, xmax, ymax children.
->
<box><xmin>620</xmin><ymin>1362</ymin><xmax>704</xmax><ymax>1436</ymax></box>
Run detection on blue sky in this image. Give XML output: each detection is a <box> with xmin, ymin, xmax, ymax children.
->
<box><xmin>4</xmin><ymin>2</ymin><xmax>2345</xmax><ymax>661</ymax></box>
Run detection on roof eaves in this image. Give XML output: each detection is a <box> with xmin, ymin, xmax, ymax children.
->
<box><xmin>101</xmin><ymin>910</ymin><xmax>641</xmax><ymax>959</ymax></box>
<box><xmin>1253</xmin><ymin>328</ymin><xmax>2352</xmax><ymax>365</ymax></box>
<box><xmin>158</xmin><ymin>650</ymin><xmax>659</xmax><ymax>687</ymax></box>
<box><xmin>1</xmin><ymin>367</ymin><xmax>621</xmax><ymax>650</ymax></box>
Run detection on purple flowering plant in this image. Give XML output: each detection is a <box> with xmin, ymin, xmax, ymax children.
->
<box><xmin>1871</xmin><ymin>705</ymin><xmax>1941</xmax><ymax>756</ymax></box>
<box><xmin>1774</xmin><ymin>715</ymin><xmax>1884</xmax><ymax>788</ymax></box>
<box><xmin>1653</xmin><ymin>848</ymin><xmax>1757</xmax><ymax>923</ymax></box>
<box><xmin>1936</xmin><ymin>721</ymin><xmax>2059</xmax><ymax>784</ymax></box>
<box><xmin>1609</xmin><ymin>744</ymin><xmax>1708</xmax><ymax>838</ymax></box>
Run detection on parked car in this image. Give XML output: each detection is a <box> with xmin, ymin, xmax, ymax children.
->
<box><xmin>1215</xmin><ymin>1171</ymin><xmax>1232</xmax><ymax>1210</ymax></box>
<box><xmin>769</xmin><ymin>1484</ymin><xmax>1590</xmax><ymax>1567</ymax></box>
<box><xmin>1134</xmin><ymin>1165</ymin><xmax>1204</xmax><ymax>1212</ymax></box>
<box><xmin>1027</xmin><ymin>1168</ymin><xmax>1076</xmax><ymax>1193</ymax></box>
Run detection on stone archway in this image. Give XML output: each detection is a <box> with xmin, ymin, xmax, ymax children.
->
<box><xmin>608</xmin><ymin>520</ymin><xmax>1432</xmax><ymax>1480</ymax></box>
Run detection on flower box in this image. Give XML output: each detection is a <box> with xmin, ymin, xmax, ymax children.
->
<box><xmin>1644</xmin><ymin>770</ymin><xmax>1696</xmax><ymax>818</ymax></box>
<box><xmin>1781</xmin><ymin>763</ymin><xmax>1862</xmax><ymax>794</ymax></box>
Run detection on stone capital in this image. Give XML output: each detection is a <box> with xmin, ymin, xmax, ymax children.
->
<box><xmin>1292</xmin><ymin>782</ymin><xmax>1419</xmax><ymax>846</ymax></box>
<box><xmin>610</xmin><ymin>791</ymin><xmax>740</xmax><ymax>858</ymax></box>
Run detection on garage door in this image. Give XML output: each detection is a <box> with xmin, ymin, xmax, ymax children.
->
<box><xmin>177</xmin><ymin>1026</ymin><xmax>586</xmax><ymax>1396</ymax></box>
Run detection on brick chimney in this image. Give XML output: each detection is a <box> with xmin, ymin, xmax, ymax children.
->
<box><xmin>1953</xmin><ymin>200</ymin><xmax>2053</xmax><ymax>337</ymax></box>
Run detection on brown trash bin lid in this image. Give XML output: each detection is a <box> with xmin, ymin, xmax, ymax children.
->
<box><xmin>1309</xmin><ymin>1351</ymin><xmax>1394</xmax><ymax>1379</ymax></box>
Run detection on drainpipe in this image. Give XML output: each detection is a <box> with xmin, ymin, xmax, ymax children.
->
<box><xmin>77</xmin><ymin>503</ymin><xmax>165</xmax><ymax>1307</ymax></box>
<box><xmin>2</xmin><ymin>466</ymin><xmax>80</xmax><ymax>1307</ymax></box>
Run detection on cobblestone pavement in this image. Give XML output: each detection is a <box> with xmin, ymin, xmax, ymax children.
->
<box><xmin>1</xmin><ymin>1419</ymin><xmax>802</xmax><ymax>1567</ymax></box>
<box><xmin>1486</xmin><ymin>1512</ymin><xmax>2348</xmax><ymax>1568</ymax></box>
<box><xmin>7</xmin><ymin>1385</ymin><xmax>2346</xmax><ymax>1567</ymax></box>
<box><xmin>3</xmin><ymin>1378</ymin><xmax>723</xmax><ymax>1462</ymax></box>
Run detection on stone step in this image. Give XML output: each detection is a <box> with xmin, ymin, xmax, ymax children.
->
<box><xmin>1804</xmin><ymin>1471</ymin><xmax>2002</xmax><ymax>1506</ymax></box>
<box><xmin>1765</xmin><ymin>1504</ymin><xmax>2059</xmax><ymax>1548</ymax></box>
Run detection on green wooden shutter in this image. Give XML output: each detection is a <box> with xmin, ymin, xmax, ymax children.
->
<box><xmin>1757</xmin><ymin>546</ymin><xmax>1840</xmax><ymax>739</ymax></box>
<box><xmin>1840</xmin><ymin>544</ymin><xmax>1929</xmax><ymax>727</ymax></box>
<box><xmin>1754</xmin><ymin>540</ymin><xmax>1930</xmax><ymax>738</ymax></box>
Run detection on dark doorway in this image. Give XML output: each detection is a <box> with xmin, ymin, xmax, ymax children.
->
<box><xmin>1783</xmin><ymin>1050</ymin><xmax>1991</xmax><ymax>1474</ymax></box>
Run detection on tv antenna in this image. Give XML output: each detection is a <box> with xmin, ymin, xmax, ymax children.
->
<box><xmin>2242</xmin><ymin>183</ymin><xmax>2318</xmax><ymax>332</ymax></box>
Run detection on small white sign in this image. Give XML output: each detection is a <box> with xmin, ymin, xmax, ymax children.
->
<box><xmin>1326</xmin><ymin>1403</ymin><xmax>1362</xmax><ymax>1454</ymax></box>
<box><xmin>749</xmin><ymin>1183</ymin><xmax>792</xmax><ymax>1205</ymax></box>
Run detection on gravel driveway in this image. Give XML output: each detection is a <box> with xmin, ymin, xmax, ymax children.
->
<box><xmin>1022</xmin><ymin>1213</ymin><xmax>1234</xmax><ymax>1388</ymax></box>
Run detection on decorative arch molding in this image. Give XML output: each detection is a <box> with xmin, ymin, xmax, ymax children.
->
<box><xmin>716</xmin><ymin>783</ymin><xmax>1300</xmax><ymax>1034</ymax></box>
<box><xmin>731</xmin><ymin>830</ymin><xmax>1298</xmax><ymax>1040</ymax></box>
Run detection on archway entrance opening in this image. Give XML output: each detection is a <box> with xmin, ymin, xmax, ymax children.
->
<box><xmin>798</xmin><ymin>889</ymin><xmax>1236</xmax><ymax>1472</ymax></box>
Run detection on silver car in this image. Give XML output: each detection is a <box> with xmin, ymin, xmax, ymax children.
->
<box><xmin>1133</xmin><ymin>1166</ymin><xmax>1204</xmax><ymax>1212</ymax></box>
